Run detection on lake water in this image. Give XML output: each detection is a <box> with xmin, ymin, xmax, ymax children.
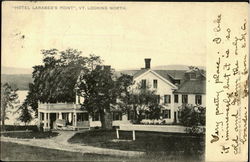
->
<box><xmin>5</xmin><ymin>90</ymin><xmax>37</xmax><ymax>125</ymax></box>
<box><xmin>17</xmin><ymin>90</ymin><xmax>28</xmax><ymax>103</ymax></box>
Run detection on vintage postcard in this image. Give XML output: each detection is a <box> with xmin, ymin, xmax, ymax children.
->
<box><xmin>1</xmin><ymin>1</ymin><xmax>248</xmax><ymax>161</ymax></box>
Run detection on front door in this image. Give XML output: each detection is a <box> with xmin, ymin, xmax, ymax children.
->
<box><xmin>50</xmin><ymin>113</ymin><xmax>56</xmax><ymax>129</ymax></box>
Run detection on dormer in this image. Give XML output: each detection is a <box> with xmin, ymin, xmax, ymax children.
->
<box><xmin>184</xmin><ymin>70</ymin><xmax>197</xmax><ymax>80</ymax></box>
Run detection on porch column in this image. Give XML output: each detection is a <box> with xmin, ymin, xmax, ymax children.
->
<box><xmin>59</xmin><ymin>112</ymin><xmax>62</xmax><ymax>120</ymax></box>
<box><xmin>74</xmin><ymin>112</ymin><xmax>77</xmax><ymax>127</ymax></box>
<box><xmin>44</xmin><ymin>113</ymin><xmax>48</xmax><ymax>129</ymax></box>
<box><xmin>48</xmin><ymin>113</ymin><xmax>51</xmax><ymax>129</ymax></box>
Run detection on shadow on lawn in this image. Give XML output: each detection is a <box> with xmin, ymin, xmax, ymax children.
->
<box><xmin>0</xmin><ymin>125</ymin><xmax>39</xmax><ymax>132</ymax></box>
<box><xmin>68</xmin><ymin>129</ymin><xmax>205</xmax><ymax>161</ymax></box>
<box><xmin>0</xmin><ymin>131</ymin><xmax>58</xmax><ymax>139</ymax></box>
<box><xmin>1</xmin><ymin>141</ymin><xmax>127</xmax><ymax>161</ymax></box>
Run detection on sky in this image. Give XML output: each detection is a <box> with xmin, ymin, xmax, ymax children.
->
<box><xmin>2</xmin><ymin>2</ymin><xmax>207</xmax><ymax>70</ymax></box>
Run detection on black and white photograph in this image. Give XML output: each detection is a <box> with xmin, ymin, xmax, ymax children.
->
<box><xmin>1</xmin><ymin>1</ymin><xmax>248</xmax><ymax>162</ymax></box>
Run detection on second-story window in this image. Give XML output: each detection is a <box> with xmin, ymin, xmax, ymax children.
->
<box><xmin>174</xmin><ymin>94</ymin><xmax>179</xmax><ymax>103</ymax></box>
<box><xmin>195</xmin><ymin>95</ymin><xmax>202</xmax><ymax>105</ymax></box>
<box><xmin>164</xmin><ymin>95</ymin><xmax>171</xmax><ymax>104</ymax></box>
<box><xmin>153</xmin><ymin>79</ymin><xmax>158</xmax><ymax>88</ymax></box>
<box><xmin>182</xmin><ymin>95</ymin><xmax>188</xmax><ymax>104</ymax></box>
<box><xmin>141</xmin><ymin>79</ymin><xmax>146</xmax><ymax>89</ymax></box>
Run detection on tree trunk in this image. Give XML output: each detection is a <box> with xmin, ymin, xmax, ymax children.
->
<box><xmin>1</xmin><ymin>110</ymin><xmax>6</xmax><ymax>131</ymax></box>
<box><xmin>100</xmin><ymin>110</ymin><xmax>112</xmax><ymax>130</ymax></box>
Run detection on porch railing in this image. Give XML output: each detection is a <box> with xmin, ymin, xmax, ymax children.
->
<box><xmin>38</xmin><ymin>103</ymin><xmax>81</xmax><ymax>110</ymax></box>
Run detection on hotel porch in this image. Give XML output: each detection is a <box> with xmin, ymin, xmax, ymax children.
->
<box><xmin>38</xmin><ymin>103</ymin><xmax>89</xmax><ymax>131</ymax></box>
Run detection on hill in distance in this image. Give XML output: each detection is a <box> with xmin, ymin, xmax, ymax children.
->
<box><xmin>1</xmin><ymin>74</ymin><xmax>33</xmax><ymax>90</ymax></box>
<box><xmin>2</xmin><ymin>66</ymin><xmax>33</xmax><ymax>75</ymax></box>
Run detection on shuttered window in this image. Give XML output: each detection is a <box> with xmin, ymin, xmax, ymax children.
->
<box><xmin>164</xmin><ymin>95</ymin><xmax>171</xmax><ymax>104</ymax></box>
<box><xmin>182</xmin><ymin>95</ymin><xmax>188</xmax><ymax>103</ymax></box>
<box><xmin>162</xmin><ymin>110</ymin><xmax>171</xmax><ymax>119</ymax></box>
<box><xmin>195</xmin><ymin>95</ymin><xmax>202</xmax><ymax>105</ymax></box>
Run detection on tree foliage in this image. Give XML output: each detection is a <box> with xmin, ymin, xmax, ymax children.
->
<box><xmin>116</xmin><ymin>74</ymin><xmax>162</xmax><ymax>124</ymax></box>
<box><xmin>1</xmin><ymin>83</ymin><xmax>19</xmax><ymax>130</ymax></box>
<box><xmin>76</xmin><ymin>65</ymin><xmax>117</xmax><ymax>129</ymax></box>
<box><xmin>24</xmin><ymin>48</ymin><xmax>102</xmax><ymax>114</ymax></box>
<box><xmin>18</xmin><ymin>102</ymin><xmax>32</xmax><ymax>125</ymax></box>
<box><xmin>178</xmin><ymin>104</ymin><xmax>206</xmax><ymax>127</ymax></box>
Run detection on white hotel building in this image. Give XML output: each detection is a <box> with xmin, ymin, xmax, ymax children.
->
<box><xmin>38</xmin><ymin>59</ymin><xmax>206</xmax><ymax>131</ymax></box>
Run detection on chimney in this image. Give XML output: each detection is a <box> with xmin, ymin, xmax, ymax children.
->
<box><xmin>144</xmin><ymin>58</ymin><xmax>151</xmax><ymax>69</ymax></box>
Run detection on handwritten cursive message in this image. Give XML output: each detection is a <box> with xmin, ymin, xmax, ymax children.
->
<box><xmin>208</xmin><ymin>11</ymin><xmax>248</xmax><ymax>161</ymax></box>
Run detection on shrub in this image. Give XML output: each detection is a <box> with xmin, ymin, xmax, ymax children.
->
<box><xmin>179</xmin><ymin>105</ymin><xmax>206</xmax><ymax>127</ymax></box>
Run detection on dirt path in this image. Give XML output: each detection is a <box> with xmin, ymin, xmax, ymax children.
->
<box><xmin>1</xmin><ymin>131</ymin><xmax>144</xmax><ymax>157</ymax></box>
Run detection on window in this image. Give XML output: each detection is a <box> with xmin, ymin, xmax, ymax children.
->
<box><xmin>174</xmin><ymin>95</ymin><xmax>179</xmax><ymax>103</ymax></box>
<box><xmin>62</xmin><ymin>113</ymin><xmax>68</xmax><ymax>120</ymax></box>
<box><xmin>174</xmin><ymin>80</ymin><xmax>181</xmax><ymax>85</ymax></box>
<box><xmin>92</xmin><ymin>112</ymin><xmax>100</xmax><ymax>121</ymax></box>
<box><xmin>157</xmin><ymin>95</ymin><xmax>161</xmax><ymax>103</ymax></box>
<box><xmin>190</xmin><ymin>73</ymin><xmax>196</xmax><ymax>80</ymax></box>
<box><xmin>164</xmin><ymin>95</ymin><xmax>171</xmax><ymax>104</ymax></box>
<box><xmin>162</xmin><ymin>110</ymin><xmax>171</xmax><ymax>119</ymax></box>
<box><xmin>113</xmin><ymin>112</ymin><xmax>122</xmax><ymax>121</ymax></box>
<box><xmin>182</xmin><ymin>95</ymin><xmax>188</xmax><ymax>104</ymax></box>
<box><xmin>153</xmin><ymin>79</ymin><xmax>158</xmax><ymax>88</ymax></box>
<box><xmin>195</xmin><ymin>95</ymin><xmax>202</xmax><ymax>105</ymax></box>
<box><xmin>77</xmin><ymin>113</ymin><xmax>89</xmax><ymax>121</ymax></box>
<box><xmin>141</xmin><ymin>79</ymin><xmax>146</xmax><ymax>89</ymax></box>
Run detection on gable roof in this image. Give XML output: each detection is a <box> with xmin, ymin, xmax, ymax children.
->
<box><xmin>154</xmin><ymin>70</ymin><xmax>186</xmax><ymax>80</ymax></box>
<box><xmin>131</xmin><ymin>69</ymin><xmax>178</xmax><ymax>89</ymax></box>
<box><xmin>133</xmin><ymin>69</ymin><xmax>186</xmax><ymax>83</ymax></box>
<box><xmin>133</xmin><ymin>69</ymin><xmax>149</xmax><ymax>78</ymax></box>
<box><xmin>174</xmin><ymin>80</ymin><xmax>206</xmax><ymax>94</ymax></box>
<box><xmin>116</xmin><ymin>68</ymin><xmax>206</xmax><ymax>94</ymax></box>
<box><xmin>114</xmin><ymin>70</ymin><xmax>139</xmax><ymax>78</ymax></box>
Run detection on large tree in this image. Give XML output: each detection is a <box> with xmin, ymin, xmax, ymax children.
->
<box><xmin>1</xmin><ymin>83</ymin><xmax>19</xmax><ymax>130</ymax></box>
<box><xmin>76</xmin><ymin>65</ymin><xmax>117</xmax><ymax>129</ymax></box>
<box><xmin>116</xmin><ymin>74</ymin><xmax>162</xmax><ymax>124</ymax></box>
<box><xmin>23</xmin><ymin>48</ymin><xmax>102</xmax><ymax>115</ymax></box>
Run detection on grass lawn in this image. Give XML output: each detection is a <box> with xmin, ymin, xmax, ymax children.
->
<box><xmin>1</xmin><ymin>131</ymin><xmax>58</xmax><ymax>139</ymax></box>
<box><xmin>1</xmin><ymin>141</ymin><xmax>126</xmax><ymax>161</ymax></box>
<box><xmin>68</xmin><ymin>129</ymin><xmax>205</xmax><ymax>161</ymax></box>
